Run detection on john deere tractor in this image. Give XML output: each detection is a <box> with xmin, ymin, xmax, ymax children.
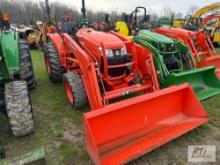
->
<box><xmin>134</xmin><ymin>30</ymin><xmax>220</xmax><ymax>100</ymax></box>
<box><xmin>113</xmin><ymin>6</ymin><xmax>220</xmax><ymax>100</ymax></box>
<box><xmin>0</xmin><ymin>10</ymin><xmax>36</xmax><ymax>139</ymax></box>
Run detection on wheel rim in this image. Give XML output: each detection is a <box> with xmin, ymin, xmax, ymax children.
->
<box><xmin>64</xmin><ymin>80</ymin><xmax>74</xmax><ymax>104</ymax></box>
<box><xmin>44</xmin><ymin>54</ymin><xmax>51</xmax><ymax>74</ymax></box>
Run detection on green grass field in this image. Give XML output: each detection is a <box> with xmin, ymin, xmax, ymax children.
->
<box><xmin>1</xmin><ymin>50</ymin><xmax>220</xmax><ymax>165</ymax></box>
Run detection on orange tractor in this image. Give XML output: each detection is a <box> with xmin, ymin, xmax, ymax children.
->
<box><xmin>44</xmin><ymin>27</ymin><xmax>208</xmax><ymax>164</ymax></box>
<box><xmin>43</xmin><ymin>0</ymin><xmax>208</xmax><ymax>164</ymax></box>
<box><xmin>156</xmin><ymin>27</ymin><xmax>220</xmax><ymax>78</ymax></box>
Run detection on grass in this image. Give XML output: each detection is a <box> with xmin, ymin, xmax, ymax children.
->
<box><xmin>0</xmin><ymin>49</ymin><xmax>220</xmax><ymax>164</ymax></box>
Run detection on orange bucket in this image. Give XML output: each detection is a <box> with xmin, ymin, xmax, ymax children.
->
<box><xmin>84</xmin><ymin>83</ymin><xmax>208</xmax><ymax>165</ymax></box>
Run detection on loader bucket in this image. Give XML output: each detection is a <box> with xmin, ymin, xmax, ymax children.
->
<box><xmin>198</xmin><ymin>56</ymin><xmax>220</xmax><ymax>79</ymax></box>
<box><xmin>84</xmin><ymin>84</ymin><xmax>208</xmax><ymax>165</ymax></box>
<box><xmin>163</xmin><ymin>66</ymin><xmax>220</xmax><ymax>100</ymax></box>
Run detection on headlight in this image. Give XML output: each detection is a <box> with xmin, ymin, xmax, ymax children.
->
<box><xmin>159</xmin><ymin>43</ymin><xmax>165</xmax><ymax>50</ymax></box>
<box><xmin>192</xmin><ymin>35</ymin><xmax>197</xmax><ymax>43</ymax></box>
<box><xmin>121</xmin><ymin>46</ymin><xmax>127</xmax><ymax>55</ymax></box>
<box><xmin>105</xmin><ymin>49</ymin><xmax>114</xmax><ymax>57</ymax></box>
<box><xmin>98</xmin><ymin>46</ymin><xmax>127</xmax><ymax>58</ymax></box>
<box><xmin>171</xmin><ymin>43</ymin><xmax>176</xmax><ymax>51</ymax></box>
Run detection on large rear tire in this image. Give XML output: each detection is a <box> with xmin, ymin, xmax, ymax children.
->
<box><xmin>18</xmin><ymin>40</ymin><xmax>36</xmax><ymax>89</ymax></box>
<box><xmin>44</xmin><ymin>41</ymin><xmax>65</xmax><ymax>83</ymax></box>
<box><xmin>4</xmin><ymin>81</ymin><xmax>35</xmax><ymax>137</ymax></box>
<box><xmin>63</xmin><ymin>72</ymin><xmax>87</xmax><ymax>109</ymax></box>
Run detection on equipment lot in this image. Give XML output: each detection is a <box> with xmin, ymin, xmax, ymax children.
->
<box><xmin>0</xmin><ymin>49</ymin><xmax>220</xmax><ymax>165</ymax></box>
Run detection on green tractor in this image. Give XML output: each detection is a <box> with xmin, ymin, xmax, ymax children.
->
<box><xmin>0</xmin><ymin>11</ymin><xmax>36</xmax><ymax>140</ymax></box>
<box><xmin>134</xmin><ymin>30</ymin><xmax>220</xmax><ymax>100</ymax></box>
<box><xmin>113</xmin><ymin>7</ymin><xmax>220</xmax><ymax>100</ymax></box>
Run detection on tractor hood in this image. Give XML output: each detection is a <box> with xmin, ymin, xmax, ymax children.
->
<box><xmin>138</xmin><ymin>30</ymin><xmax>175</xmax><ymax>44</ymax></box>
<box><xmin>77</xmin><ymin>28</ymin><xmax>124</xmax><ymax>49</ymax></box>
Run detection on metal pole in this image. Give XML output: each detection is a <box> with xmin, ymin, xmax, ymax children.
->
<box><xmin>45</xmin><ymin>0</ymin><xmax>51</xmax><ymax>25</ymax></box>
<box><xmin>81</xmin><ymin>0</ymin><xmax>86</xmax><ymax>20</ymax></box>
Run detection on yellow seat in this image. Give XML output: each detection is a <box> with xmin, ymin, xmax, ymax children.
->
<box><xmin>115</xmin><ymin>21</ymin><xmax>133</xmax><ymax>39</ymax></box>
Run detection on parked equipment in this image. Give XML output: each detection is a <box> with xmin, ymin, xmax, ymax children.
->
<box><xmin>181</xmin><ymin>2</ymin><xmax>220</xmax><ymax>44</ymax></box>
<box><xmin>134</xmin><ymin>30</ymin><xmax>220</xmax><ymax>100</ymax></box>
<box><xmin>158</xmin><ymin>3</ymin><xmax>220</xmax><ymax>44</ymax></box>
<box><xmin>115</xmin><ymin>7</ymin><xmax>150</xmax><ymax>38</ymax></box>
<box><xmin>156</xmin><ymin>27</ymin><xmax>220</xmax><ymax>78</ymax></box>
<box><xmin>113</xmin><ymin>9</ymin><xmax>220</xmax><ymax>100</ymax></box>
<box><xmin>0</xmin><ymin>10</ymin><xmax>36</xmax><ymax>137</ymax></box>
<box><xmin>44</xmin><ymin>27</ymin><xmax>209</xmax><ymax>164</ymax></box>
<box><xmin>183</xmin><ymin>2</ymin><xmax>220</xmax><ymax>28</ymax></box>
<box><xmin>43</xmin><ymin>0</ymin><xmax>209</xmax><ymax>163</ymax></box>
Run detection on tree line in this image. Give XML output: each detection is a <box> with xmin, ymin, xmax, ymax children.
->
<box><xmin>0</xmin><ymin>0</ymin><xmax>199</xmax><ymax>25</ymax></box>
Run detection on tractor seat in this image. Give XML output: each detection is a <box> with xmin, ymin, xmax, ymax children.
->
<box><xmin>61</xmin><ymin>22</ymin><xmax>78</xmax><ymax>36</ymax></box>
<box><xmin>115</xmin><ymin>22</ymin><xmax>133</xmax><ymax>39</ymax></box>
<box><xmin>164</xmin><ymin>56</ymin><xmax>181</xmax><ymax>71</ymax></box>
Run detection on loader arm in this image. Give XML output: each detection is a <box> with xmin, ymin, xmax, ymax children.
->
<box><xmin>134</xmin><ymin>29</ymin><xmax>220</xmax><ymax>100</ymax></box>
<box><xmin>193</xmin><ymin>2</ymin><xmax>220</xmax><ymax>19</ymax></box>
<box><xmin>110</xmin><ymin>31</ymin><xmax>160</xmax><ymax>91</ymax></box>
<box><xmin>134</xmin><ymin>36</ymin><xmax>169</xmax><ymax>82</ymax></box>
<box><xmin>155</xmin><ymin>27</ymin><xmax>207</xmax><ymax>63</ymax></box>
<box><xmin>201</xmin><ymin>14</ymin><xmax>220</xmax><ymax>26</ymax></box>
<box><xmin>48</xmin><ymin>33</ymin><xmax>104</xmax><ymax>110</ymax></box>
<box><xmin>155</xmin><ymin>27</ymin><xmax>218</xmax><ymax>61</ymax></box>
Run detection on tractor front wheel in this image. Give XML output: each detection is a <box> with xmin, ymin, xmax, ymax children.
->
<box><xmin>44</xmin><ymin>41</ymin><xmax>65</xmax><ymax>83</ymax></box>
<box><xmin>63</xmin><ymin>72</ymin><xmax>87</xmax><ymax>109</ymax></box>
<box><xmin>5</xmin><ymin>81</ymin><xmax>35</xmax><ymax>137</ymax></box>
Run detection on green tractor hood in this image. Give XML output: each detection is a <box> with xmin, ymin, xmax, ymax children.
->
<box><xmin>138</xmin><ymin>30</ymin><xmax>175</xmax><ymax>44</ymax></box>
<box><xmin>0</xmin><ymin>30</ymin><xmax>20</xmax><ymax>83</ymax></box>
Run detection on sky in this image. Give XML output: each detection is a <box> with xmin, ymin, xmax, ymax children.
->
<box><xmin>46</xmin><ymin>0</ymin><xmax>220</xmax><ymax>15</ymax></box>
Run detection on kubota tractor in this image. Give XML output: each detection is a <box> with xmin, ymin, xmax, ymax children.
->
<box><xmin>0</xmin><ymin>10</ymin><xmax>36</xmax><ymax>137</ymax></box>
<box><xmin>156</xmin><ymin>27</ymin><xmax>220</xmax><ymax>78</ymax></box>
<box><xmin>43</xmin><ymin>26</ymin><xmax>209</xmax><ymax>164</ymax></box>
<box><xmin>43</xmin><ymin>0</ymin><xmax>208</xmax><ymax>164</ymax></box>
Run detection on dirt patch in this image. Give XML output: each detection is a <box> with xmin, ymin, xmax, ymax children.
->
<box><xmin>62</xmin><ymin>122</ymin><xmax>84</xmax><ymax>149</ymax></box>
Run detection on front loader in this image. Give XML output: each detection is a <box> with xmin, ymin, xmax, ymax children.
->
<box><xmin>111</xmin><ymin>8</ymin><xmax>220</xmax><ymax>101</ymax></box>
<box><xmin>156</xmin><ymin>27</ymin><xmax>220</xmax><ymax>78</ymax></box>
<box><xmin>134</xmin><ymin>30</ymin><xmax>220</xmax><ymax>100</ymax></box>
<box><xmin>43</xmin><ymin>26</ymin><xmax>208</xmax><ymax>164</ymax></box>
<box><xmin>0</xmin><ymin>10</ymin><xmax>36</xmax><ymax>137</ymax></box>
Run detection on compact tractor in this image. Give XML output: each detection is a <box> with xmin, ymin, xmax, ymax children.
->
<box><xmin>134</xmin><ymin>30</ymin><xmax>220</xmax><ymax>100</ymax></box>
<box><xmin>43</xmin><ymin>1</ymin><xmax>208</xmax><ymax>164</ymax></box>
<box><xmin>44</xmin><ymin>26</ymin><xmax>208</xmax><ymax>165</ymax></box>
<box><xmin>156</xmin><ymin>27</ymin><xmax>220</xmax><ymax>78</ymax></box>
<box><xmin>112</xmin><ymin>7</ymin><xmax>220</xmax><ymax>100</ymax></box>
<box><xmin>0</xmin><ymin>10</ymin><xmax>36</xmax><ymax>137</ymax></box>
<box><xmin>115</xmin><ymin>7</ymin><xmax>150</xmax><ymax>38</ymax></box>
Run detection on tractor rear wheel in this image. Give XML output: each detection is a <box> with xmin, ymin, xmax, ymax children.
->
<box><xmin>5</xmin><ymin>81</ymin><xmax>35</xmax><ymax>137</ymax></box>
<box><xmin>18</xmin><ymin>40</ymin><xmax>36</xmax><ymax>89</ymax></box>
<box><xmin>44</xmin><ymin>41</ymin><xmax>65</xmax><ymax>83</ymax></box>
<box><xmin>63</xmin><ymin>72</ymin><xmax>87</xmax><ymax>109</ymax></box>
